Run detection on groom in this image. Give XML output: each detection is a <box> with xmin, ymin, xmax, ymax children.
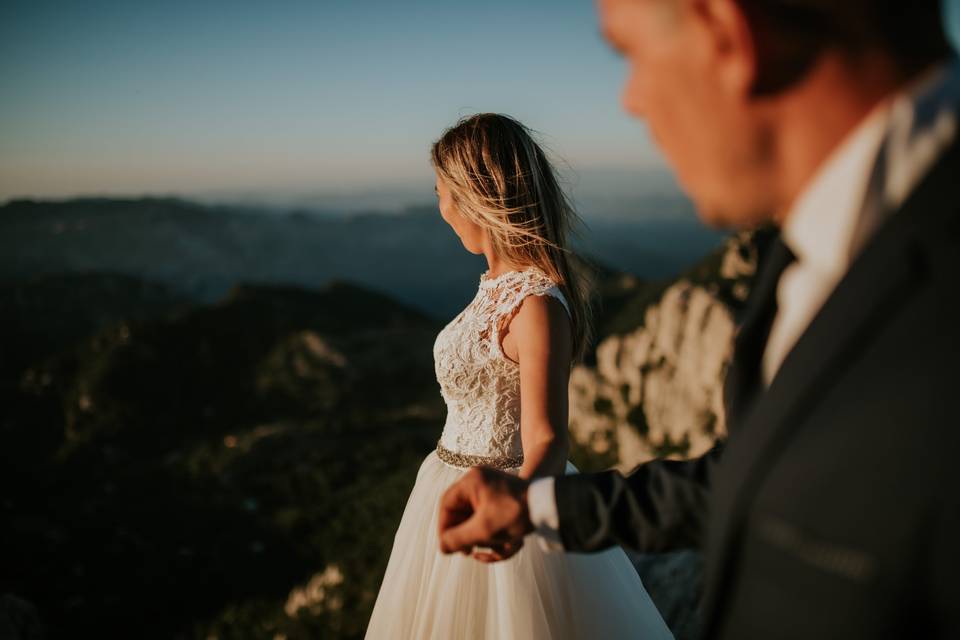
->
<box><xmin>438</xmin><ymin>0</ymin><xmax>960</xmax><ymax>637</ymax></box>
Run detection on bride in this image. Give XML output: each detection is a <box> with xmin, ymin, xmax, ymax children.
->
<box><xmin>364</xmin><ymin>113</ymin><xmax>672</xmax><ymax>639</ymax></box>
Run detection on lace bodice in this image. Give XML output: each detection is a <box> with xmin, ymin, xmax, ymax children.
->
<box><xmin>433</xmin><ymin>266</ymin><xmax>571</xmax><ymax>469</ymax></box>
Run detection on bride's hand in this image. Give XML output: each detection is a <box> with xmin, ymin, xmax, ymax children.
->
<box><xmin>437</xmin><ymin>466</ymin><xmax>533</xmax><ymax>561</ymax></box>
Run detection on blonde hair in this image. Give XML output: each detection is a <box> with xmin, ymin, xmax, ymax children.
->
<box><xmin>430</xmin><ymin>113</ymin><xmax>595</xmax><ymax>363</ymax></box>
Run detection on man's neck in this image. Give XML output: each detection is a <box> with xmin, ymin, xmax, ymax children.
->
<box><xmin>770</xmin><ymin>53</ymin><xmax>930</xmax><ymax>227</ymax></box>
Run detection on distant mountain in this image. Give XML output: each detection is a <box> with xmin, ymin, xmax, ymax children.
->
<box><xmin>0</xmin><ymin>197</ymin><xmax>724</xmax><ymax>319</ymax></box>
<box><xmin>2</xmin><ymin>275</ymin><xmax>445</xmax><ymax>638</ymax></box>
<box><xmin>0</xmin><ymin>271</ymin><xmax>193</xmax><ymax>389</ymax></box>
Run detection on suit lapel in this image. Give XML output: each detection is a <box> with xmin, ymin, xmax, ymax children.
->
<box><xmin>716</xmin><ymin>222</ymin><xmax>920</xmax><ymax>519</ymax></box>
<box><xmin>702</xmin><ymin>139</ymin><xmax>960</xmax><ymax>633</ymax></box>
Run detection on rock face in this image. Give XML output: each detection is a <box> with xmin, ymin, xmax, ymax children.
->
<box><xmin>571</xmin><ymin>282</ymin><xmax>734</xmax><ymax>467</ymax></box>
<box><xmin>570</xmin><ymin>230</ymin><xmax>760</xmax><ymax>471</ymax></box>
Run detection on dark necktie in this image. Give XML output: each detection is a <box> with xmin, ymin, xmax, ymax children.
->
<box><xmin>723</xmin><ymin>234</ymin><xmax>797</xmax><ymax>431</ymax></box>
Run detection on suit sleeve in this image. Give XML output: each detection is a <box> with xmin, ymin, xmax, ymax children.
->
<box><xmin>553</xmin><ymin>440</ymin><xmax>724</xmax><ymax>553</ymax></box>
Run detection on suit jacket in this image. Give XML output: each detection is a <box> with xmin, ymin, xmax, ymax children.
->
<box><xmin>553</xmin><ymin>126</ymin><xmax>960</xmax><ymax>637</ymax></box>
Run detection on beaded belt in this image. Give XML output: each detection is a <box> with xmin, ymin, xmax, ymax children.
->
<box><xmin>436</xmin><ymin>442</ymin><xmax>523</xmax><ymax>470</ymax></box>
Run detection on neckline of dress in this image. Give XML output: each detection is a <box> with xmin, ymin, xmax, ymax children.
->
<box><xmin>478</xmin><ymin>266</ymin><xmax>543</xmax><ymax>289</ymax></box>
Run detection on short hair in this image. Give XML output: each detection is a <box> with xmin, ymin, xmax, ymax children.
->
<box><xmin>740</xmin><ymin>0</ymin><xmax>952</xmax><ymax>94</ymax></box>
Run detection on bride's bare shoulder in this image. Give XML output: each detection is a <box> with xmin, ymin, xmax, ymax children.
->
<box><xmin>499</xmin><ymin>293</ymin><xmax>572</xmax><ymax>365</ymax></box>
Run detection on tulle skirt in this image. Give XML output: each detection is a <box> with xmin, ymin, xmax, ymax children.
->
<box><xmin>364</xmin><ymin>450</ymin><xmax>674</xmax><ymax>639</ymax></box>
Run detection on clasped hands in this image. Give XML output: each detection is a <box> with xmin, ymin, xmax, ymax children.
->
<box><xmin>437</xmin><ymin>466</ymin><xmax>534</xmax><ymax>562</ymax></box>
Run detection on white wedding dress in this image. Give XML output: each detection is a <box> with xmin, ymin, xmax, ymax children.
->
<box><xmin>364</xmin><ymin>266</ymin><xmax>673</xmax><ymax>639</ymax></box>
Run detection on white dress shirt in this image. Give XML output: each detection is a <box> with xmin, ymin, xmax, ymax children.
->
<box><xmin>761</xmin><ymin>96</ymin><xmax>892</xmax><ymax>385</ymax></box>
<box><xmin>527</xmin><ymin>61</ymin><xmax>960</xmax><ymax>550</ymax></box>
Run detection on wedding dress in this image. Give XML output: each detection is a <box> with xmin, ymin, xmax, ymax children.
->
<box><xmin>364</xmin><ymin>266</ymin><xmax>673</xmax><ymax>639</ymax></box>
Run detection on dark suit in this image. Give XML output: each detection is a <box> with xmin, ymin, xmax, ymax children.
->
<box><xmin>553</xmin><ymin>115</ymin><xmax>960</xmax><ymax>636</ymax></box>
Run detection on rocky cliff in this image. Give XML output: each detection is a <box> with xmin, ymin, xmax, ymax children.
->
<box><xmin>569</xmin><ymin>230</ymin><xmax>760</xmax><ymax>473</ymax></box>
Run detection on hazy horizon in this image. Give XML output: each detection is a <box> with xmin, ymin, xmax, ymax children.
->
<box><xmin>0</xmin><ymin>165</ymin><xmax>701</xmax><ymax>222</ymax></box>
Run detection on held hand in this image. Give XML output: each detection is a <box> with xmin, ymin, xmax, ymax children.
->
<box><xmin>437</xmin><ymin>466</ymin><xmax>534</xmax><ymax>562</ymax></box>
<box><xmin>471</xmin><ymin>539</ymin><xmax>525</xmax><ymax>563</ymax></box>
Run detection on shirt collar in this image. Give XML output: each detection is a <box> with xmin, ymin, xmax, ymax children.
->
<box><xmin>780</xmin><ymin>96</ymin><xmax>892</xmax><ymax>276</ymax></box>
<box><xmin>781</xmin><ymin>58</ymin><xmax>960</xmax><ymax>276</ymax></box>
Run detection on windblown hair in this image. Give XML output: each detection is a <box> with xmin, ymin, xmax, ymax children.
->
<box><xmin>430</xmin><ymin>113</ymin><xmax>595</xmax><ymax>363</ymax></box>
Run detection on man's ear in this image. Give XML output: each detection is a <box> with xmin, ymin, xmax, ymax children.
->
<box><xmin>690</xmin><ymin>0</ymin><xmax>758</xmax><ymax>100</ymax></box>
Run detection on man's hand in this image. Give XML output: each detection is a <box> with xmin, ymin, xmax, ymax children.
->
<box><xmin>438</xmin><ymin>466</ymin><xmax>534</xmax><ymax>562</ymax></box>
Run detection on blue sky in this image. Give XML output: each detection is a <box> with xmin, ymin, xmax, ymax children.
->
<box><xmin>2</xmin><ymin>0</ymin><xmax>959</xmax><ymax>203</ymax></box>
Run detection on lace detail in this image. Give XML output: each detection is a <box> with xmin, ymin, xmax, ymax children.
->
<box><xmin>432</xmin><ymin>266</ymin><xmax>571</xmax><ymax>468</ymax></box>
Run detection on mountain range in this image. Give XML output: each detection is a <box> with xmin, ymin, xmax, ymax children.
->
<box><xmin>0</xmin><ymin>195</ymin><xmax>752</xmax><ymax>639</ymax></box>
<box><xmin>0</xmin><ymin>196</ymin><xmax>724</xmax><ymax>319</ymax></box>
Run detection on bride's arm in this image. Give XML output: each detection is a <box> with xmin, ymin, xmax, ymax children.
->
<box><xmin>503</xmin><ymin>294</ymin><xmax>572</xmax><ymax>481</ymax></box>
